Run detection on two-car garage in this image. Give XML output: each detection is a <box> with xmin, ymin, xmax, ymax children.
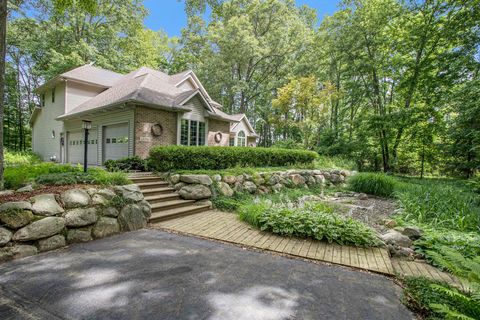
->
<box><xmin>66</xmin><ymin>122</ymin><xmax>129</xmax><ymax>165</ymax></box>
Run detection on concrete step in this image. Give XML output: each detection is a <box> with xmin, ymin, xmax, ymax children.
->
<box><xmin>129</xmin><ymin>176</ymin><xmax>162</xmax><ymax>183</ymax></box>
<box><xmin>149</xmin><ymin>204</ymin><xmax>211</xmax><ymax>223</ymax></box>
<box><xmin>145</xmin><ymin>193</ymin><xmax>180</xmax><ymax>203</ymax></box>
<box><xmin>137</xmin><ymin>181</ymin><xmax>170</xmax><ymax>189</ymax></box>
<box><xmin>151</xmin><ymin>199</ymin><xmax>196</xmax><ymax>212</ymax></box>
<box><xmin>142</xmin><ymin>187</ymin><xmax>176</xmax><ymax>196</ymax></box>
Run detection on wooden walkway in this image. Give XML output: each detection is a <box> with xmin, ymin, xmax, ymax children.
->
<box><xmin>392</xmin><ymin>259</ymin><xmax>465</xmax><ymax>288</ymax></box>
<box><xmin>151</xmin><ymin>210</ymin><xmax>395</xmax><ymax>275</ymax></box>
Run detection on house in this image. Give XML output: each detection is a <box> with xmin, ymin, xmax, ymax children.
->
<box><xmin>30</xmin><ymin>64</ymin><xmax>258</xmax><ymax>165</ymax></box>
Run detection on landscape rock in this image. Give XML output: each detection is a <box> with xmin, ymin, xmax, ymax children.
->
<box><xmin>402</xmin><ymin>227</ymin><xmax>423</xmax><ymax>240</ymax></box>
<box><xmin>243</xmin><ymin>181</ymin><xmax>257</xmax><ymax>194</ymax></box>
<box><xmin>95</xmin><ymin>189</ymin><xmax>116</xmax><ymax>200</ymax></box>
<box><xmin>179</xmin><ymin>184</ymin><xmax>212</xmax><ymax>200</ymax></box>
<box><xmin>31</xmin><ymin>194</ymin><xmax>64</xmax><ymax>216</ymax></box>
<box><xmin>355</xmin><ymin>193</ymin><xmax>369</xmax><ymax>200</ymax></box>
<box><xmin>314</xmin><ymin>175</ymin><xmax>325</xmax><ymax>185</ymax></box>
<box><xmin>16</xmin><ymin>185</ymin><xmax>34</xmax><ymax>193</ymax></box>
<box><xmin>13</xmin><ymin>217</ymin><xmax>65</xmax><ymax>241</ymax></box>
<box><xmin>267</xmin><ymin>175</ymin><xmax>281</xmax><ymax>186</ymax></box>
<box><xmin>138</xmin><ymin>200</ymin><xmax>152</xmax><ymax>219</ymax></box>
<box><xmin>0</xmin><ymin>190</ymin><xmax>14</xmax><ymax>196</ymax></box>
<box><xmin>102</xmin><ymin>206</ymin><xmax>119</xmax><ymax>218</ymax></box>
<box><xmin>86</xmin><ymin>188</ymin><xmax>98</xmax><ymax>196</ymax></box>
<box><xmin>0</xmin><ymin>227</ymin><xmax>12</xmax><ymax>246</ymax></box>
<box><xmin>0</xmin><ymin>201</ymin><xmax>32</xmax><ymax>213</ymax></box>
<box><xmin>180</xmin><ymin>174</ymin><xmax>213</xmax><ymax>186</ymax></box>
<box><xmin>64</xmin><ymin>208</ymin><xmax>98</xmax><ymax>227</ymax></box>
<box><xmin>380</xmin><ymin>230</ymin><xmax>412</xmax><ymax>248</ymax></box>
<box><xmin>37</xmin><ymin>235</ymin><xmax>66</xmax><ymax>252</ymax></box>
<box><xmin>0</xmin><ymin>210</ymin><xmax>34</xmax><ymax>229</ymax></box>
<box><xmin>195</xmin><ymin>200</ymin><xmax>212</xmax><ymax>208</ymax></box>
<box><xmin>271</xmin><ymin>183</ymin><xmax>283</xmax><ymax>192</ymax></box>
<box><xmin>0</xmin><ymin>248</ymin><xmax>13</xmax><ymax>262</ymax></box>
<box><xmin>233</xmin><ymin>182</ymin><xmax>244</xmax><ymax>193</ymax></box>
<box><xmin>212</xmin><ymin>174</ymin><xmax>222</xmax><ymax>182</ymax></box>
<box><xmin>223</xmin><ymin>175</ymin><xmax>237</xmax><ymax>185</ymax></box>
<box><xmin>118</xmin><ymin>204</ymin><xmax>147</xmax><ymax>231</ymax></box>
<box><xmin>61</xmin><ymin>189</ymin><xmax>91</xmax><ymax>208</ymax></box>
<box><xmin>290</xmin><ymin>174</ymin><xmax>306</xmax><ymax>186</ymax></box>
<box><xmin>92</xmin><ymin>217</ymin><xmax>120</xmax><ymax>238</ymax></box>
<box><xmin>114</xmin><ymin>184</ymin><xmax>144</xmax><ymax>202</ymax></box>
<box><xmin>91</xmin><ymin>194</ymin><xmax>109</xmax><ymax>206</ymax></box>
<box><xmin>67</xmin><ymin>227</ymin><xmax>92</xmax><ymax>243</ymax></box>
<box><xmin>383</xmin><ymin>219</ymin><xmax>397</xmax><ymax>229</ymax></box>
<box><xmin>236</xmin><ymin>175</ymin><xmax>244</xmax><ymax>183</ymax></box>
<box><xmin>217</xmin><ymin>182</ymin><xmax>234</xmax><ymax>197</ymax></box>
<box><xmin>10</xmin><ymin>244</ymin><xmax>38</xmax><ymax>259</ymax></box>
<box><xmin>174</xmin><ymin>182</ymin><xmax>187</xmax><ymax>191</ymax></box>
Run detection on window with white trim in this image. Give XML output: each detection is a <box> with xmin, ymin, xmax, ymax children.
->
<box><xmin>180</xmin><ymin>119</ymin><xmax>206</xmax><ymax>146</ymax></box>
<box><xmin>237</xmin><ymin>131</ymin><xmax>246</xmax><ymax>147</ymax></box>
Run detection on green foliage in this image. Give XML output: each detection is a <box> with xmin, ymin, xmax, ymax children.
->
<box><xmin>35</xmin><ymin>168</ymin><xmax>129</xmax><ymax>186</ymax></box>
<box><xmin>148</xmin><ymin>146</ymin><xmax>318</xmax><ymax>171</ymax></box>
<box><xmin>212</xmin><ymin>194</ymin><xmax>249</xmax><ymax>212</ymax></box>
<box><xmin>467</xmin><ymin>178</ymin><xmax>480</xmax><ymax>194</ymax></box>
<box><xmin>315</xmin><ymin>155</ymin><xmax>357</xmax><ymax>171</ymax></box>
<box><xmin>414</xmin><ymin>229</ymin><xmax>480</xmax><ymax>260</ymax></box>
<box><xmin>403</xmin><ymin>277</ymin><xmax>478</xmax><ymax>320</ymax></box>
<box><xmin>239</xmin><ymin>202</ymin><xmax>380</xmax><ymax>247</ymax></box>
<box><xmin>104</xmin><ymin>156</ymin><xmax>148</xmax><ymax>172</ymax></box>
<box><xmin>396</xmin><ymin>181</ymin><xmax>480</xmax><ymax>232</ymax></box>
<box><xmin>4</xmin><ymin>150</ymin><xmax>41</xmax><ymax>167</ymax></box>
<box><xmin>347</xmin><ymin>173</ymin><xmax>397</xmax><ymax>198</ymax></box>
<box><xmin>4</xmin><ymin>163</ymin><xmax>78</xmax><ymax>189</ymax></box>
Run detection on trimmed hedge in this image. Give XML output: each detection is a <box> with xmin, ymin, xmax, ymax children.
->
<box><xmin>148</xmin><ymin>146</ymin><xmax>318</xmax><ymax>171</ymax></box>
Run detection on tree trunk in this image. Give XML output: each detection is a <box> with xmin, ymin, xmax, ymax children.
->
<box><xmin>0</xmin><ymin>0</ymin><xmax>7</xmax><ymax>189</ymax></box>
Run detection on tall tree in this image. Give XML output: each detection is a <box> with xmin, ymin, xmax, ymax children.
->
<box><xmin>0</xmin><ymin>0</ymin><xmax>6</xmax><ymax>189</ymax></box>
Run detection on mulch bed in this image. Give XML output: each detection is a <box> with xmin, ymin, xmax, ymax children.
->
<box><xmin>0</xmin><ymin>184</ymin><xmax>103</xmax><ymax>203</ymax></box>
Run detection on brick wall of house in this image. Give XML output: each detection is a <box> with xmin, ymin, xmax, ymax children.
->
<box><xmin>134</xmin><ymin>106</ymin><xmax>177</xmax><ymax>158</ymax></box>
<box><xmin>208</xmin><ymin>119</ymin><xmax>230</xmax><ymax>146</ymax></box>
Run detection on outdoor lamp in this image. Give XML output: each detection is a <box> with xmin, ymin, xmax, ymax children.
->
<box><xmin>82</xmin><ymin>121</ymin><xmax>92</xmax><ymax>172</ymax></box>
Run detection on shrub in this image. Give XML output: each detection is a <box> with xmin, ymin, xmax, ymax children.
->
<box><xmin>414</xmin><ymin>229</ymin><xmax>480</xmax><ymax>260</ymax></box>
<box><xmin>104</xmin><ymin>156</ymin><xmax>148</xmax><ymax>172</ymax></box>
<box><xmin>148</xmin><ymin>146</ymin><xmax>318</xmax><ymax>171</ymax></box>
<box><xmin>35</xmin><ymin>168</ymin><xmax>129</xmax><ymax>186</ymax></box>
<box><xmin>239</xmin><ymin>202</ymin><xmax>380</xmax><ymax>247</ymax></box>
<box><xmin>347</xmin><ymin>172</ymin><xmax>397</xmax><ymax>198</ymax></box>
<box><xmin>4</xmin><ymin>163</ymin><xmax>79</xmax><ymax>189</ymax></box>
<box><xmin>4</xmin><ymin>150</ymin><xmax>42</xmax><ymax>167</ymax></box>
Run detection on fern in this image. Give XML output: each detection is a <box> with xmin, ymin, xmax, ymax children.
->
<box><xmin>430</xmin><ymin>304</ymin><xmax>476</xmax><ymax>320</ymax></box>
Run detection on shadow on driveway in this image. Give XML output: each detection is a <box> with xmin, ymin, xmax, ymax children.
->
<box><xmin>0</xmin><ymin>229</ymin><xmax>413</xmax><ymax>320</ymax></box>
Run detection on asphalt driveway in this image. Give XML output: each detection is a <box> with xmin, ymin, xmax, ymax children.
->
<box><xmin>0</xmin><ymin>229</ymin><xmax>413</xmax><ymax>320</ymax></box>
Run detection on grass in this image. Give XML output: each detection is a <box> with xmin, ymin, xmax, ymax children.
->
<box><xmin>4</xmin><ymin>150</ymin><xmax>42</xmax><ymax>167</ymax></box>
<box><xmin>347</xmin><ymin>172</ymin><xmax>397</xmax><ymax>197</ymax></box>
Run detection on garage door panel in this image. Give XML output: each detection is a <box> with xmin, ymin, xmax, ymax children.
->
<box><xmin>103</xmin><ymin>123</ymin><xmax>129</xmax><ymax>162</ymax></box>
<box><xmin>67</xmin><ymin>130</ymin><xmax>97</xmax><ymax>165</ymax></box>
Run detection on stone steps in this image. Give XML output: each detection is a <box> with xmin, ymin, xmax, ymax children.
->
<box><xmin>128</xmin><ymin>173</ymin><xmax>211</xmax><ymax>222</ymax></box>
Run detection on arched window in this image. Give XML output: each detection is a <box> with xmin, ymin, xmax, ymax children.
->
<box><xmin>237</xmin><ymin>131</ymin><xmax>246</xmax><ymax>147</ymax></box>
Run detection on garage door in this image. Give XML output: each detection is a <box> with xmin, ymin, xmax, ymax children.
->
<box><xmin>67</xmin><ymin>130</ymin><xmax>98</xmax><ymax>165</ymax></box>
<box><xmin>103</xmin><ymin>123</ymin><xmax>129</xmax><ymax>162</ymax></box>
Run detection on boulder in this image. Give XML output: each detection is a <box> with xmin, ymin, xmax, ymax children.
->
<box><xmin>0</xmin><ymin>227</ymin><xmax>12</xmax><ymax>246</ymax></box>
<box><xmin>0</xmin><ymin>201</ymin><xmax>32</xmax><ymax>213</ymax></box>
<box><xmin>31</xmin><ymin>194</ymin><xmax>64</xmax><ymax>216</ymax></box>
<box><xmin>271</xmin><ymin>183</ymin><xmax>283</xmax><ymax>192</ymax></box>
<box><xmin>314</xmin><ymin>175</ymin><xmax>325</xmax><ymax>185</ymax></box>
<box><xmin>67</xmin><ymin>227</ymin><xmax>92</xmax><ymax>243</ymax></box>
<box><xmin>13</xmin><ymin>217</ymin><xmax>65</xmax><ymax>241</ymax></box>
<box><xmin>383</xmin><ymin>219</ymin><xmax>397</xmax><ymax>229</ymax></box>
<box><xmin>10</xmin><ymin>244</ymin><xmax>38</xmax><ymax>259</ymax></box>
<box><xmin>290</xmin><ymin>174</ymin><xmax>306</xmax><ymax>186</ymax></box>
<box><xmin>118</xmin><ymin>204</ymin><xmax>147</xmax><ymax>231</ymax></box>
<box><xmin>217</xmin><ymin>182</ymin><xmax>234</xmax><ymax>197</ymax></box>
<box><xmin>212</xmin><ymin>174</ymin><xmax>222</xmax><ymax>182</ymax></box>
<box><xmin>179</xmin><ymin>185</ymin><xmax>212</xmax><ymax>200</ymax></box>
<box><xmin>138</xmin><ymin>200</ymin><xmax>152</xmax><ymax>219</ymax></box>
<box><xmin>174</xmin><ymin>182</ymin><xmax>187</xmax><ymax>191</ymax></box>
<box><xmin>233</xmin><ymin>182</ymin><xmax>244</xmax><ymax>193</ymax></box>
<box><xmin>243</xmin><ymin>181</ymin><xmax>257</xmax><ymax>194</ymax></box>
<box><xmin>0</xmin><ymin>210</ymin><xmax>34</xmax><ymax>229</ymax></box>
<box><xmin>86</xmin><ymin>188</ymin><xmax>98</xmax><ymax>196</ymax></box>
<box><xmin>0</xmin><ymin>248</ymin><xmax>13</xmax><ymax>262</ymax></box>
<box><xmin>223</xmin><ymin>175</ymin><xmax>237</xmax><ymax>185</ymax></box>
<box><xmin>235</xmin><ymin>175</ymin><xmax>244</xmax><ymax>183</ymax></box>
<box><xmin>114</xmin><ymin>185</ymin><xmax>144</xmax><ymax>202</ymax></box>
<box><xmin>330</xmin><ymin>173</ymin><xmax>344</xmax><ymax>184</ymax></box>
<box><xmin>169</xmin><ymin>174</ymin><xmax>180</xmax><ymax>184</ymax></box>
<box><xmin>195</xmin><ymin>200</ymin><xmax>212</xmax><ymax>208</ymax></box>
<box><xmin>61</xmin><ymin>189</ymin><xmax>91</xmax><ymax>208</ymax></box>
<box><xmin>102</xmin><ymin>206</ymin><xmax>119</xmax><ymax>218</ymax></box>
<box><xmin>64</xmin><ymin>208</ymin><xmax>98</xmax><ymax>227</ymax></box>
<box><xmin>92</xmin><ymin>217</ymin><xmax>120</xmax><ymax>239</ymax></box>
<box><xmin>37</xmin><ymin>235</ymin><xmax>66</xmax><ymax>252</ymax></box>
<box><xmin>355</xmin><ymin>193</ymin><xmax>369</xmax><ymax>200</ymax></box>
<box><xmin>95</xmin><ymin>189</ymin><xmax>116</xmax><ymax>200</ymax></box>
<box><xmin>380</xmin><ymin>230</ymin><xmax>412</xmax><ymax>248</ymax></box>
<box><xmin>402</xmin><ymin>227</ymin><xmax>423</xmax><ymax>240</ymax></box>
<box><xmin>306</xmin><ymin>176</ymin><xmax>316</xmax><ymax>186</ymax></box>
<box><xmin>0</xmin><ymin>190</ymin><xmax>14</xmax><ymax>196</ymax></box>
<box><xmin>91</xmin><ymin>194</ymin><xmax>109</xmax><ymax>206</ymax></box>
<box><xmin>267</xmin><ymin>175</ymin><xmax>281</xmax><ymax>186</ymax></box>
<box><xmin>180</xmin><ymin>174</ymin><xmax>213</xmax><ymax>186</ymax></box>
<box><xmin>16</xmin><ymin>185</ymin><xmax>34</xmax><ymax>193</ymax></box>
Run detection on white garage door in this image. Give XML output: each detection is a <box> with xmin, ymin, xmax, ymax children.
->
<box><xmin>103</xmin><ymin>123</ymin><xmax>129</xmax><ymax>161</ymax></box>
<box><xmin>67</xmin><ymin>130</ymin><xmax>98</xmax><ymax>165</ymax></box>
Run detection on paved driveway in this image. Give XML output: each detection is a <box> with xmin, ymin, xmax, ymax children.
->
<box><xmin>0</xmin><ymin>230</ymin><xmax>413</xmax><ymax>320</ymax></box>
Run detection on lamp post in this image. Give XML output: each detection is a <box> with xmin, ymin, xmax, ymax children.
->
<box><xmin>82</xmin><ymin>120</ymin><xmax>92</xmax><ymax>173</ymax></box>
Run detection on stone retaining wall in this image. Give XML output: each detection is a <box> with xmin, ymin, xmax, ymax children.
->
<box><xmin>164</xmin><ymin>169</ymin><xmax>353</xmax><ymax>201</ymax></box>
<box><xmin>0</xmin><ymin>185</ymin><xmax>151</xmax><ymax>263</ymax></box>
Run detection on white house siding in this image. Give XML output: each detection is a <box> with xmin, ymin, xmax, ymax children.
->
<box><xmin>65</xmin><ymin>81</ymin><xmax>105</xmax><ymax>113</ymax></box>
<box><xmin>32</xmin><ymin>82</ymin><xmax>66</xmax><ymax>162</ymax></box>
<box><xmin>177</xmin><ymin>78</ymin><xmax>196</xmax><ymax>92</ymax></box>
<box><xmin>63</xmin><ymin>108</ymin><xmax>134</xmax><ymax>165</ymax></box>
<box><xmin>182</xmin><ymin>96</ymin><xmax>205</xmax><ymax>122</ymax></box>
<box><xmin>231</xmin><ymin>118</ymin><xmax>254</xmax><ymax>146</ymax></box>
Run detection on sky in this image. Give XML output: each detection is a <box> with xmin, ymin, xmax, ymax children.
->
<box><xmin>143</xmin><ymin>0</ymin><xmax>341</xmax><ymax>37</ymax></box>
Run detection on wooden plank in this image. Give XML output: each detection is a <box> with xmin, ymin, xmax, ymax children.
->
<box><xmin>299</xmin><ymin>240</ymin><xmax>312</xmax><ymax>257</ymax></box>
<box><xmin>348</xmin><ymin>246</ymin><xmax>360</xmax><ymax>268</ymax></box>
<box><xmin>273</xmin><ymin>237</ymin><xmax>289</xmax><ymax>253</ymax></box>
<box><xmin>224</xmin><ymin>224</ymin><xmax>251</xmax><ymax>242</ymax></box>
<box><xmin>323</xmin><ymin>243</ymin><xmax>335</xmax><ymax>263</ymax></box>
<box><xmin>306</xmin><ymin>241</ymin><xmax>319</xmax><ymax>259</ymax></box>
<box><xmin>266</xmin><ymin>235</ymin><xmax>285</xmax><ymax>251</ymax></box>
<box><xmin>255</xmin><ymin>233</ymin><xmax>273</xmax><ymax>249</ymax></box>
<box><xmin>314</xmin><ymin>241</ymin><xmax>327</xmax><ymax>261</ymax></box>
<box><xmin>379</xmin><ymin>248</ymin><xmax>394</xmax><ymax>274</ymax></box>
<box><xmin>262</xmin><ymin>234</ymin><xmax>282</xmax><ymax>250</ymax></box>
<box><xmin>364</xmin><ymin>248</ymin><xmax>379</xmax><ymax>272</ymax></box>
<box><xmin>399</xmin><ymin>261</ymin><xmax>414</xmax><ymax>277</ymax></box>
<box><xmin>282</xmin><ymin>237</ymin><xmax>298</xmax><ymax>255</ymax></box>
<box><xmin>340</xmin><ymin>246</ymin><xmax>350</xmax><ymax>266</ymax></box>
<box><xmin>372</xmin><ymin>248</ymin><xmax>389</xmax><ymax>274</ymax></box>
<box><xmin>356</xmin><ymin>247</ymin><xmax>369</xmax><ymax>270</ymax></box>
<box><xmin>330</xmin><ymin>244</ymin><xmax>342</xmax><ymax>265</ymax></box>
<box><xmin>291</xmin><ymin>239</ymin><xmax>307</xmax><ymax>256</ymax></box>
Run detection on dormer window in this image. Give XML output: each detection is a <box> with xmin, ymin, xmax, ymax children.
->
<box><xmin>51</xmin><ymin>87</ymin><xmax>55</xmax><ymax>103</ymax></box>
<box><xmin>41</xmin><ymin>93</ymin><xmax>45</xmax><ymax>107</ymax></box>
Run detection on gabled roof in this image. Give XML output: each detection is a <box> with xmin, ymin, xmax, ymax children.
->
<box><xmin>35</xmin><ymin>65</ymin><xmax>124</xmax><ymax>92</ymax></box>
<box><xmin>230</xmin><ymin>114</ymin><xmax>258</xmax><ymax>137</ymax></box>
